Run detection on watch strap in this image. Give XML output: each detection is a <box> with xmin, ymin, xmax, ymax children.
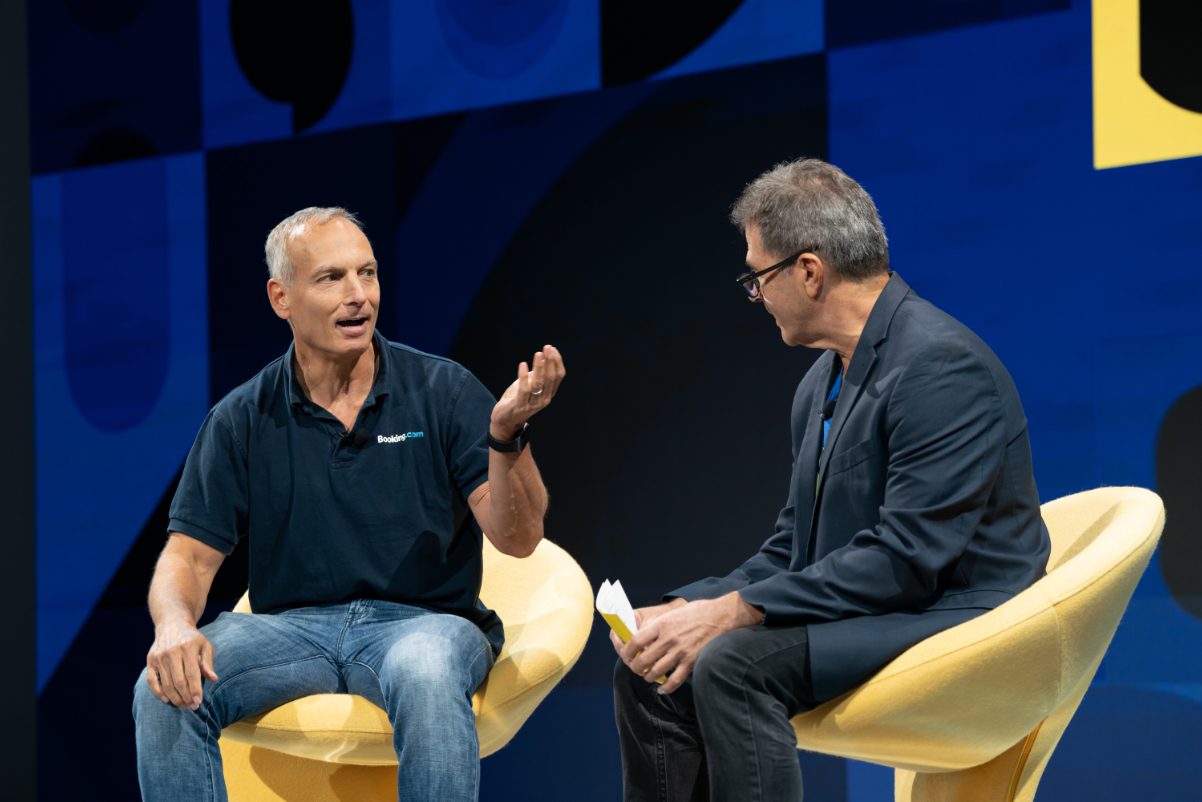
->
<box><xmin>487</xmin><ymin>422</ymin><xmax>530</xmax><ymax>453</ymax></box>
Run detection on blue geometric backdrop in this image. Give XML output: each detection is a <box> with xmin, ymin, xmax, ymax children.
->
<box><xmin>30</xmin><ymin>1</ymin><xmax>1202</xmax><ymax>799</ymax></box>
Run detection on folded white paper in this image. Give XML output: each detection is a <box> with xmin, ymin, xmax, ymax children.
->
<box><xmin>595</xmin><ymin>579</ymin><xmax>639</xmax><ymax>641</ymax></box>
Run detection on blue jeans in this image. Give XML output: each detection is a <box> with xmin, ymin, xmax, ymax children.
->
<box><xmin>133</xmin><ymin>600</ymin><xmax>495</xmax><ymax>802</ymax></box>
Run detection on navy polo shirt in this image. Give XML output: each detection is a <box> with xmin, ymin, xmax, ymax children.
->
<box><xmin>167</xmin><ymin>331</ymin><xmax>503</xmax><ymax>654</ymax></box>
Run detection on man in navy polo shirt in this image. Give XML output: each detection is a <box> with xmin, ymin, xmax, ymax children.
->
<box><xmin>132</xmin><ymin>207</ymin><xmax>564</xmax><ymax>802</ymax></box>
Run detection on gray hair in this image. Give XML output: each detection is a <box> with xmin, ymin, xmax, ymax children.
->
<box><xmin>730</xmin><ymin>158</ymin><xmax>889</xmax><ymax>281</ymax></box>
<box><xmin>264</xmin><ymin>206</ymin><xmax>365</xmax><ymax>285</ymax></box>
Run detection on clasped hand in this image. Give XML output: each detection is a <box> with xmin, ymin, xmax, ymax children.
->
<box><xmin>612</xmin><ymin>594</ymin><xmax>761</xmax><ymax>695</ymax></box>
<box><xmin>615</xmin><ymin>598</ymin><xmax>716</xmax><ymax>692</ymax></box>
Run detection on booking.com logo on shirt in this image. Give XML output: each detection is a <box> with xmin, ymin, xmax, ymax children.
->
<box><xmin>378</xmin><ymin>432</ymin><xmax>425</xmax><ymax>444</ymax></box>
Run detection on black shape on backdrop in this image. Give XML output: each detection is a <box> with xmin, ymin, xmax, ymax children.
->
<box><xmin>62</xmin><ymin>0</ymin><xmax>149</xmax><ymax>34</ymax></box>
<box><xmin>230</xmin><ymin>0</ymin><xmax>355</xmax><ymax>133</ymax></box>
<box><xmin>71</xmin><ymin>127</ymin><xmax>157</xmax><ymax>169</ymax></box>
<box><xmin>451</xmin><ymin>54</ymin><xmax>829</xmax><ymax>635</ymax></box>
<box><xmin>1140</xmin><ymin>0</ymin><xmax>1202</xmax><ymax>113</ymax></box>
<box><xmin>601</xmin><ymin>0</ymin><xmax>743</xmax><ymax>85</ymax></box>
<box><xmin>28</xmin><ymin>0</ymin><xmax>201</xmax><ymax>174</ymax></box>
<box><xmin>1156</xmin><ymin>384</ymin><xmax>1202</xmax><ymax>620</ymax></box>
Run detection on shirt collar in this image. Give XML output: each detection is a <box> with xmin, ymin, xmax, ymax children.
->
<box><xmin>841</xmin><ymin>271</ymin><xmax>909</xmax><ymax>388</ymax></box>
<box><xmin>284</xmin><ymin>330</ymin><xmax>392</xmax><ymax>410</ymax></box>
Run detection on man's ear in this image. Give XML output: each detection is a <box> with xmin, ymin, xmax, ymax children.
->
<box><xmin>267</xmin><ymin>278</ymin><xmax>290</xmax><ymax>320</ymax></box>
<box><xmin>795</xmin><ymin>252</ymin><xmax>826</xmax><ymax>300</ymax></box>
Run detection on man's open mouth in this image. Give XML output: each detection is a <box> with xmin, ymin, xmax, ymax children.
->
<box><xmin>336</xmin><ymin>317</ymin><xmax>369</xmax><ymax>329</ymax></box>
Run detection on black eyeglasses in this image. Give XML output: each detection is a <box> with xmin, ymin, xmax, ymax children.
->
<box><xmin>734</xmin><ymin>247</ymin><xmax>818</xmax><ymax>300</ymax></box>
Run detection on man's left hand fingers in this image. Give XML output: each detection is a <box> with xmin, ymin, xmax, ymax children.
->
<box><xmin>656</xmin><ymin>659</ymin><xmax>693</xmax><ymax>694</ymax></box>
<box><xmin>543</xmin><ymin>347</ymin><xmax>565</xmax><ymax>392</ymax></box>
<box><xmin>531</xmin><ymin>345</ymin><xmax>564</xmax><ymax>401</ymax></box>
<box><xmin>528</xmin><ymin>351</ymin><xmax>545</xmax><ymax>393</ymax></box>
<box><xmin>621</xmin><ymin>625</ymin><xmax>653</xmax><ymax>662</ymax></box>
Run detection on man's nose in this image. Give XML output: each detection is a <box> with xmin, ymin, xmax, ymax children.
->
<box><xmin>345</xmin><ymin>274</ymin><xmax>367</xmax><ymax>304</ymax></box>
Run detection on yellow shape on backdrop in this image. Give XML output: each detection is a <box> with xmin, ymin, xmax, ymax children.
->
<box><xmin>1092</xmin><ymin>0</ymin><xmax>1202</xmax><ymax>169</ymax></box>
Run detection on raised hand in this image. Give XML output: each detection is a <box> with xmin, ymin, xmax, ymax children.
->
<box><xmin>490</xmin><ymin>344</ymin><xmax>565</xmax><ymax>439</ymax></box>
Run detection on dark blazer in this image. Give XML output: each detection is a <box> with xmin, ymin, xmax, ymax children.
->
<box><xmin>672</xmin><ymin>273</ymin><xmax>1050</xmax><ymax>703</ymax></box>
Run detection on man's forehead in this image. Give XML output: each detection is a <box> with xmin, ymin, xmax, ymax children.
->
<box><xmin>290</xmin><ymin>216</ymin><xmax>361</xmax><ymax>243</ymax></box>
<box><xmin>288</xmin><ymin>218</ymin><xmax>373</xmax><ymax>260</ymax></box>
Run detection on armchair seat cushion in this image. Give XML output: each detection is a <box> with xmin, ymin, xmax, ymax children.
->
<box><xmin>220</xmin><ymin>537</ymin><xmax>593</xmax><ymax>764</ymax></box>
<box><xmin>788</xmin><ymin>487</ymin><xmax>1164</xmax><ymax>802</ymax></box>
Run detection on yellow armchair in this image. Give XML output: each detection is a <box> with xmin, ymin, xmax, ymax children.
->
<box><xmin>218</xmin><ymin>537</ymin><xmax>593</xmax><ymax>801</ymax></box>
<box><xmin>790</xmin><ymin>486</ymin><xmax>1165</xmax><ymax>802</ymax></box>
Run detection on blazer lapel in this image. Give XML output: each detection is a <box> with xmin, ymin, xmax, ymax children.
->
<box><xmin>790</xmin><ymin>356</ymin><xmax>829</xmax><ymax>567</ymax></box>
<box><xmin>807</xmin><ymin>273</ymin><xmax>911</xmax><ymax>554</ymax></box>
<box><xmin>816</xmin><ymin>352</ymin><xmax>874</xmax><ymax>484</ymax></box>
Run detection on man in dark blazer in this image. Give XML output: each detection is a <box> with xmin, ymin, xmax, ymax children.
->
<box><xmin>612</xmin><ymin>158</ymin><xmax>1050</xmax><ymax>802</ymax></box>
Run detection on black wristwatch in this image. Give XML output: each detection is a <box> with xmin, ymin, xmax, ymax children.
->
<box><xmin>487</xmin><ymin>422</ymin><xmax>530</xmax><ymax>453</ymax></box>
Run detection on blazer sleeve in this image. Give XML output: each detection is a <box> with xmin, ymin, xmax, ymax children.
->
<box><xmin>739</xmin><ymin>341</ymin><xmax>1006</xmax><ymax>622</ymax></box>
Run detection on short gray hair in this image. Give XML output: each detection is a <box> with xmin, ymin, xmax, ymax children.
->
<box><xmin>730</xmin><ymin>159</ymin><xmax>889</xmax><ymax>281</ymax></box>
<box><xmin>264</xmin><ymin>206</ymin><xmax>365</xmax><ymax>285</ymax></box>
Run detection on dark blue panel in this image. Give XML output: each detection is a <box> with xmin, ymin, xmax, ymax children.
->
<box><xmin>438</xmin><ymin>0</ymin><xmax>571</xmax><ymax>78</ymax></box>
<box><xmin>62</xmin><ymin>161</ymin><xmax>170</xmax><ymax>431</ymax></box>
<box><xmin>846</xmin><ymin>761</ymin><xmax>893</xmax><ymax>798</ymax></box>
<box><xmin>480</xmin><ymin>686</ymin><xmax>848</xmax><ymax>801</ymax></box>
<box><xmin>1040</xmin><ymin>686</ymin><xmax>1202</xmax><ymax>801</ymax></box>
<box><xmin>35</xmin><ymin>155</ymin><xmax>210</xmax><ymax>691</ymax></box>
<box><xmin>389</xmin><ymin>0</ymin><xmax>599</xmax><ymax>120</ymax></box>
<box><xmin>825</xmin><ymin>0</ymin><xmax>1069</xmax><ymax>49</ymax></box>
<box><xmin>28</xmin><ymin>0</ymin><xmax>200</xmax><ymax>174</ymax></box>
<box><xmin>828</xmin><ymin>11</ymin><xmax>1202</xmax><ymax>796</ymax></box>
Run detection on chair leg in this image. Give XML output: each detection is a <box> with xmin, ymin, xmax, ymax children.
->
<box><xmin>894</xmin><ymin>668</ymin><xmax>1096</xmax><ymax>802</ymax></box>
<box><xmin>894</xmin><ymin>734</ymin><xmax>1034</xmax><ymax>802</ymax></box>
<box><xmin>220</xmin><ymin>739</ymin><xmax>397</xmax><ymax>802</ymax></box>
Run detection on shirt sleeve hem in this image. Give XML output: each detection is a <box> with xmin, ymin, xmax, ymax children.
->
<box><xmin>464</xmin><ymin>474</ymin><xmax>489</xmax><ymax>499</ymax></box>
<box><xmin>167</xmin><ymin>518</ymin><xmax>238</xmax><ymax>555</ymax></box>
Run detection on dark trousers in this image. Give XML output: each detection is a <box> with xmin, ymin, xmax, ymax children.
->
<box><xmin>613</xmin><ymin>624</ymin><xmax>816</xmax><ymax>802</ymax></box>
